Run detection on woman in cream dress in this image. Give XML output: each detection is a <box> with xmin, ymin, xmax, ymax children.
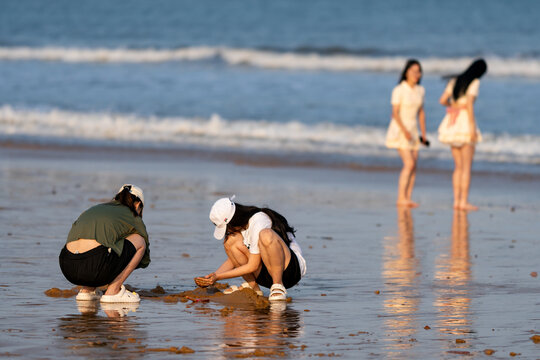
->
<box><xmin>385</xmin><ymin>59</ymin><xmax>428</xmax><ymax>208</ymax></box>
<box><xmin>438</xmin><ymin>59</ymin><xmax>487</xmax><ymax>211</ymax></box>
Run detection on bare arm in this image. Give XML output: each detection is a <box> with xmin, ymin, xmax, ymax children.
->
<box><xmin>466</xmin><ymin>95</ymin><xmax>477</xmax><ymax>141</ymax></box>
<box><xmin>439</xmin><ymin>91</ymin><xmax>451</xmax><ymax>106</ymax></box>
<box><xmin>216</xmin><ymin>253</ymin><xmax>261</xmax><ymax>280</ymax></box>
<box><xmin>194</xmin><ymin>258</ymin><xmax>234</xmax><ymax>287</ymax></box>
<box><xmin>418</xmin><ymin>105</ymin><xmax>427</xmax><ymax>139</ymax></box>
<box><xmin>392</xmin><ymin>104</ymin><xmax>411</xmax><ymax>140</ymax></box>
<box><xmin>194</xmin><ymin>253</ymin><xmax>262</xmax><ymax>287</ymax></box>
<box><xmin>215</xmin><ymin>258</ymin><xmax>234</xmax><ymax>274</ymax></box>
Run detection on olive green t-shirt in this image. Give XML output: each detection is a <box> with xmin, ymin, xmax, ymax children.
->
<box><xmin>66</xmin><ymin>200</ymin><xmax>150</xmax><ymax>268</ymax></box>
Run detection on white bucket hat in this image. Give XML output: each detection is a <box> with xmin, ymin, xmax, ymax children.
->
<box><xmin>209</xmin><ymin>195</ymin><xmax>236</xmax><ymax>240</ymax></box>
<box><xmin>117</xmin><ymin>184</ymin><xmax>144</xmax><ymax>205</ymax></box>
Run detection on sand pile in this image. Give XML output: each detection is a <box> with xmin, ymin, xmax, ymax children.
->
<box><xmin>140</xmin><ymin>283</ymin><xmax>271</xmax><ymax>309</ymax></box>
<box><xmin>45</xmin><ymin>283</ymin><xmax>271</xmax><ymax>308</ymax></box>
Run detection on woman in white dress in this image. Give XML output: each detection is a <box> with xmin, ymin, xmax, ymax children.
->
<box><xmin>385</xmin><ymin>59</ymin><xmax>428</xmax><ymax>207</ymax></box>
<box><xmin>438</xmin><ymin>59</ymin><xmax>487</xmax><ymax>211</ymax></box>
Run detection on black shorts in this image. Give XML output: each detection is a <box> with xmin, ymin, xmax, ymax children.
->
<box><xmin>59</xmin><ymin>240</ymin><xmax>136</xmax><ymax>287</ymax></box>
<box><xmin>256</xmin><ymin>250</ymin><xmax>301</xmax><ymax>289</ymax></box>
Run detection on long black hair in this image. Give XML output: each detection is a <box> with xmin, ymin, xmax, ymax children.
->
<box><xmin>399</xmin><ymin>59</ymin><xmax>422</xmax><ymax>84</ymax></box>
<box><xmin>114</xmin><ymin>185</ymin><xmax>143</xmax><ymax>217</ymax></box>
<box><xmin>448</xmin><ymin>58</ymin><xmax>487</xmax><ymax>100</ymax></box>
<box><xmin>226</xmin><ymin>203</ymin><xmax>295</xmax><ymax>246</ymax></box>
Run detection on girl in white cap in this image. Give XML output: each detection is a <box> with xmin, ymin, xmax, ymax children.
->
<box><xmin>195</xmin><ymin>196</ymin><xmax>306</xmax><ymax>301</ymax></box>
<box><xmin>59</xmin><ymin>184</ymin><xmax>150</xmax><ymax>303</ymax></box>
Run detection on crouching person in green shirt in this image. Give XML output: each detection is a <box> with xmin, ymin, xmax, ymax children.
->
<box><xmin>59</xmin><ymin>184</ymin><xmax>150</xmax><ymax>303</ymax></box>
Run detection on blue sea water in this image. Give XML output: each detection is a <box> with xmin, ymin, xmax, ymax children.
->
<box><xmin>0</xmin><ymin>0</ymin><xmax>539</xmax><ymax>171</ymax></box>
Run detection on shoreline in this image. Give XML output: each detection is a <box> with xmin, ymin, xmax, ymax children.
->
<box><xmin>2</xmin><ymin>140</ymin><xmax>539</xmax><ymax>183</ymax></box>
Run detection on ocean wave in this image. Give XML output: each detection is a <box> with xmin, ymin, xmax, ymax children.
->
<box><xmin>262</xmin><ymin>45</ymin><xmax>393</xmax><ymax>56</ymax></box>
<box><xmin>0</xmin><ymin>105</ymin><xmax>539</xmax><ymax>165</ymax></box>
<box><xmin>0</xmin><ymin>46</ymin><xmax>539</xmax><ymax>77</ymax></box>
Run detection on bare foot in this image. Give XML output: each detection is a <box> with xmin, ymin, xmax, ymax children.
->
<box><xmin>79</xmin><ymin>287</ymin><xmax>96</xmax><ymax>293</ymax></box>
<box><xmin>104</xmin><ymin>286</ymin><xmax>121</xmax><ymax>296</ymax></box>
<box><xmin>397</xmin><ymin>200</ymin><xmax>419</xmax><ymax>208</ymax></box>
<box><xmin>408</xmin><ymin>201</ymin><xmax>419</xmax><ymax>208</ymax></box>
<box><xmin>459</xmin><ymin>203</ymin><xmax>478</xmax><ymax>211</ymax></box>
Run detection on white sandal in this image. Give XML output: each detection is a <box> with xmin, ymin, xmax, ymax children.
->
<box><xmin>223</xmin><ymin>285</ymin><xmax>241</xmax><ymax>294</ymax></box>
<box><xmin>269</xmin><ymin>284</ymin><xmax>287</xmax><ymax>301</ymax></box>
<box><xmin>76</xmin><ymin>289</ymin><xmax>102</xmax><ymax>301</ymax></box>
<box><xmin>223</xmin><ymin>282</ymin><xmax>263</xmax><ymax>296</ymax></box>
<box><xmin>100</xmin><ymin>285</ymin><xmax>140</xmax><ymax>303</ymax></box>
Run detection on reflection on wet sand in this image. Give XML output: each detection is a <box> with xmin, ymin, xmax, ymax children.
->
<box><xmin>216</xmin><ymin>303</ymin><xmax>303</xmax><ymax>358</ymax></box>
<box><xmin>434</xmin><ymin>210</ymin><xmax>472</xmax><ymax>338</ymax></box>
<box><xmin>382</xmin><ymin>207</ymin><xmax>420</xmax><ymax>354</ymax></box>
<box><xmin>56</xmin><ymin>301</ymin><xmax>146</xmax><ymax>359</ymax></box>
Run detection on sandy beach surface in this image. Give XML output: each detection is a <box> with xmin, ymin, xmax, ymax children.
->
<box><xmin>1</xmin><ymin>144</ymin><xmax>540</xmax><ymax>359</ymax></box>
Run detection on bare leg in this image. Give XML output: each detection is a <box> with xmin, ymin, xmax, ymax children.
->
<box><xmin>459</xmin><ymin>144</ymin><xmax>478</xmax><ymax>211</ymax></box>
<box><xmin>451</xmin><ymin>146</ymin><xmax>463</xmax><ymax>209</ymax></box>
<box><xmin>405</xmin><ymin>150</ymin><xmax>419</xmax><ymax>206</ymax></box>
<box><xmin>258</xmin><ymin>229</ymin><xmax>291</xmax><ymax>286</ymax></box>
<box><xmin>79</xmin><ymin>286</ymin><xmax>96</xmax><ymax>293</ymax></box>
<box><xmin>104</xmin><ymin>233</ymin><xmax>146</xmax><ymax>296</ymax></box>
<box><xmin>397</xmin><ymin>149</ymin><xmax>418</xmax><ymax>207</ymax></box>
<box><xmin>223</xmin><ymin>233</ymin><xmax>261</xmax><ymax>292</ymax></box>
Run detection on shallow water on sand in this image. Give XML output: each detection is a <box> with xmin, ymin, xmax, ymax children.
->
<box><xmin>1</xmin><ymin>147</ymin><xmax>540</xmax><ymax>359</ymax></box>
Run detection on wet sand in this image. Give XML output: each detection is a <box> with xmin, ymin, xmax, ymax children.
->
<box><xmin>1</xmin><ymin>145</ymin><xmax>540</xmax><ymax>359</ymax></box>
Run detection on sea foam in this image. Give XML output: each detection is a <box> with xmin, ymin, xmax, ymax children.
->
<box><xmin>0</xmin><ymin>46</ymin><xmax>539</xmax><ymax>77</ymax></box>
<box><xmin>1</xmin><ymin>105</ymin><xmax>538</xmax><ymax>165</ymax></box>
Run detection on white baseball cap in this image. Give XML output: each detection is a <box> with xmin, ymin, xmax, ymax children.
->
<box><xmin>209</xmin><ymin>195</ymin><xmax>236</xmax><ymax>240</ymax></box>
<box><xmin>117</xmin><ymin>184</ymin><xmax>145</xmax><ymax>205</ymax></box>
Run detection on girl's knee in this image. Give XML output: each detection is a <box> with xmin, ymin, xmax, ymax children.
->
<box><xmin>259</xmin><ymin>229</ymin><xmax>278</xmax><ymax>248</ymax></box>
<box><xmin>403</xmin><ymin>162</ymin><xmax>415</xmax><ymax>173</ymax></box>
<box><xmin>228</xmin><ymin>241</ymin><xmax>246</xmax><ymax>256</ymax></box>
<box><xmin>224</xmin><ymin>233</ymin><xmax>242</xmax><ymax>251</ymax></box>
